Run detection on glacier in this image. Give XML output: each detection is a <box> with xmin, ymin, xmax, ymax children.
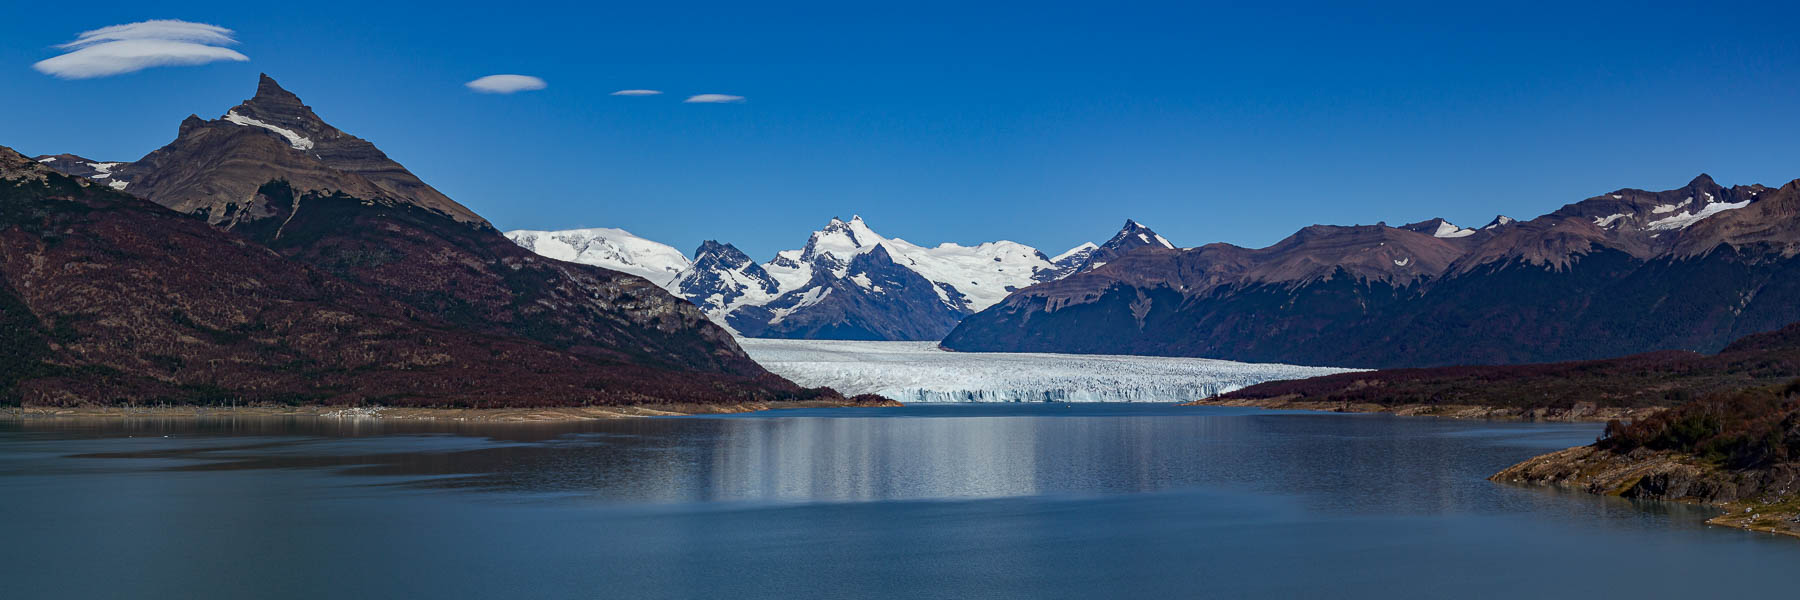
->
<box><xmin>739</xmin><ymin>338</ymin><xmax>1359</xmax><ymax>403</ymax></box>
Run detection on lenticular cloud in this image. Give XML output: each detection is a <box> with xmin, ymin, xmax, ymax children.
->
<box><xmin>466</xmin><ymin>74</ymin><xmax>548</xmax><ymax>94</ymax></box>
<box><xmin>684</xmin><ymin>94</ymin><xmax>746</xmax><ymax>103</ymax></box>
<box><xmin>34</xmin><ymin>19</ymin><xmax>249</xmax><ymax>79</ymax></box>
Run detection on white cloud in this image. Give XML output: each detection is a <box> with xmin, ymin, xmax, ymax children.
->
<box><xmin>34</xmin><ymin>20</ymin><xmax>248</xmax><ymax>79</ymax></box>
<box><xmin>466</xmin><ymin>74</ymin><xmax>547</xmax><ymax>94</ymax></box>
<box><xmin>610</xmin><ymin>89</ymin><xmax>662</xmax><ymax>96</ymax></box>
<box><xmin>58</xmin><ymin>20</ymin><xmax>238</xmax><ymax>49</ymax></box>
<box><xmin>684</xmin><ymin>93</ymin><xmax>746</xmax><ymax>104</ymax></box>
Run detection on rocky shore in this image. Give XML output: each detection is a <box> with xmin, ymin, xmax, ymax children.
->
<box><xmin>1493</xmin><ymin>445</ymin><xmax>1800</xmax><ymax>538</ymax></box>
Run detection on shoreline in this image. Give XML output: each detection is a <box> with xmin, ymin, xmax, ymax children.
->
<box><xmin>1182</xmin><ymin>396</ymin><xmax>1665</xmax><ymax>422</ymax></box>
<box><xmin>0</xmin><ymin>398</ymin><xmax>901</xmax><ymax>422</ymax></box>
<box><xmin>1492</xmin><ymin>445</ymin><xmax>1800</xmax><ymax>540</ymax></box>
<box><xmin>1202</xmin><ymin>397</ymin><xmax>1800</xmax><ymax>539</ymax></box>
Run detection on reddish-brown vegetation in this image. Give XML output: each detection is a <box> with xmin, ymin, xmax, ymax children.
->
<box><xmin>0</xmin><ymin>146</ymin><xmax>864</xmax><ymax>408</ymax></box>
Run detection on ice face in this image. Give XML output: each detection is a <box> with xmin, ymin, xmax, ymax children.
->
<box><xmin>739</xmin><ymin>338</ymin><xmax>1359</xmax><ymax>403</ymax></box>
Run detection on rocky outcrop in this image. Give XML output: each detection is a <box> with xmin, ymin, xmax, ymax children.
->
<box><xmin>1493</xmin><ymin>446</ymin><xmax>1800</xmax><ymax>537</ymax></box>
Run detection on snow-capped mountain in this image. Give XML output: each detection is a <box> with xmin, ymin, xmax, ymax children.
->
<box><xmin>1075</xmin><ymin>219</ymin><xmax>1175</xmax><ymax>272</ymax></box>
<box><xmin>944</xmin><ymin>174</ymin><xmax>1800</xmax><ymax>369</ymax></box>
<box><xmin>505</xmin><ymin>227</ymin><xmax>691</xmax><ymax>285</ymax></box>
<box><xmin>670</xmin><ymin>240</ymin><xmax>781</xmax><ymax>316</ymax></box>
<box><xmin>676</xmin><ymin>215</ymin><xmax>1102</xmax><ymax>340</ymax></box>
<box><xmin>508</xmin><ymin>215</ymin><xmax>1148</xmax><ymax>340</ymax></box>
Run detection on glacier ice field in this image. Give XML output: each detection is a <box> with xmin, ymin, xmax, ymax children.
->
<box><xmin>738</xmin><ymin>339</ymin><xmax>1359</xmax><ymax>403</ymax></box>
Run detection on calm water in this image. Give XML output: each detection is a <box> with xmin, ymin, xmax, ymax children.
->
<box><xmin>3</xmin><ymin>404</ymin><xmax>1797</xmax><ymax>599</ymax></box>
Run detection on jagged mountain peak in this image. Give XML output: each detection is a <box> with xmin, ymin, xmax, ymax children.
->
<box><xmin>104</xmin><ymin>74</ymin><xmax>487</xmax><ymax>226</ymax></box>
<box><xmin>227</xmin><ymin>74</ymin><xmax>332</xmax><ymax>148</ymax></box>
<box><xmin>1108</xmin><ymin>217</ymin><xmax>1166</xmax><ymax>241</ymax></box>
<box><xmin>670</xmin><ymin>239</ymin><xmax>784</xmax><ymax>330</ymax></box>
<box><xmin>802</xmin><ymin>214</ymin><xmax>886</xmax><ymax>262</ymax></box>
<box><xmin>695</xmin><ymin>239</ymin><xmax>751</xmax><ymax>261</ymax></box>
<box><xmin>1075</xmin><ymin>219</ymin><xmax>1175</xmax><ymax>273</ymax></box>
<box><xmin>250</xmin><ymin>73</ymin><xmax>307</xmax><ymax>109</ymax></box>
<box><xmin>1107</xmin><ymin>219</ymin><xmax>1174</xmax><ymax>248</ymax></box>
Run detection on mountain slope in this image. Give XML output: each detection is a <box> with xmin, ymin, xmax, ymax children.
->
<box><xmin>103</xmin><ymin>74</ymin><xmax>485</xmax><ymax>227</ymax></box>
<box><xmin>12</xmin><ymin>76</ymin><xmax>855</xmax><ymax>406</ymax></box>
<box><xmin>943</xmin><ymin>175</ymin><xmax>1800</xmax><ymax>368</ymax></box>
<box><xmin>0</xmin><ymin>145</ymin><xmax>845</xmax><ymax>407</ymax></box>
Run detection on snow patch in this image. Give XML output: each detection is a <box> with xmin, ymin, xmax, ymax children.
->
<box><xmin>107</xmin><ymin>180</ymin><xmax>128</xmax><ymax>190</ymax></box>
<box><xmin>1646</xmin><ymin>200</ymin><xmax>1753</xmax><ymax>231</ymax></box>
<box><xmin>36</xmin><ymin>157</ymin><xmax>55</xmax><ymax>163</ymax></box>
<box><xmin>1051</xmin><ymin>242</ymin><xmax>1098</xmax><ymax>263</ymax></box>
<box><xmin>222</xmin><ymin>110</ymin><xmax>316</xmax><ymax>151</ymax></box>
<box><xmin>1432</xmin><ymin>221</ymin><xmax>1476</xmax><ymax>238</ymax></box>
<box><xmin>1393</xmin><ymin>257</ymin><xmax>1411</xmax><ymax>267</ymax></box>
<box><xmin>505</xmin><ymin>227</ymin><xmax>691</xmax><ymax>288</ymax></box>
<box><xmin>1652</xmin><ymin>198</ymin><xmax>1692</xmax><ymax>214</ymax></box>
<box><xmin>1592</xmin><ymin>213</ymin><xmax>1629</xmax><ymax>228</ymax></box>
<box><xmin>85</xmin><ymin>162</ymin><xmax>121</xmax><ymax>179</ymax></box>
<box><xmin>740</xmin><ymin>338</ymin><xmax>1359</xmax><ymax>403</ymax></box>
<box><xmin>768</xmin><ymin>287</ymin><xmax>831</xmax><ymax>324</ymax></box>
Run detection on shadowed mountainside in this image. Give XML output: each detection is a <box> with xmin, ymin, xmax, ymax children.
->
<box><xmin>945</xmin><ymin>176</ymin><xmax>1800</xmax><ymax>369</ymax></box>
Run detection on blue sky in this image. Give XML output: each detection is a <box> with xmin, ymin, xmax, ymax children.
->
<box><xmin>4</xmin><ymin>1</ymin><xmax>1799</xmax><ymax>259</ymax></box>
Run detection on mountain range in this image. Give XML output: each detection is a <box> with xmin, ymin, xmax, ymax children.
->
<box><xmin>941</xmin><ymin>174</ymin><xmax>1800</xmax><ymax>368</ymax></box>
<box><xmin>9</xmin><ymin>75</ymin><xmax>869</xmax><ymax>408</ymax></box>
<box><xmin>507</xmin><ymin>215</ymin><xmax>1147</xmax><ymax>340</ymax></box>
<box><xmin>23</xmin><ymin>74</ymin><xmax>1800</xmax><ymax>388</ymax></box>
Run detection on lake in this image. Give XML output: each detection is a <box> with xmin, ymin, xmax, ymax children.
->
<box><xmin>4</xmin><ymin>404</ymin><xmax>1798</xmax><ymax>599</ymax></box>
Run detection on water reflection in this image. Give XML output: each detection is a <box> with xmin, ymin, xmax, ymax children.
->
<box><xmin>0</xmin><ymin>405</ymin><xmax>1635</xmax><ymax>514</ymax></box>
<box><xmin>3</xmin><ymin>404</ymin><xmax>1794</xmax><ymax>600</ymax></box>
